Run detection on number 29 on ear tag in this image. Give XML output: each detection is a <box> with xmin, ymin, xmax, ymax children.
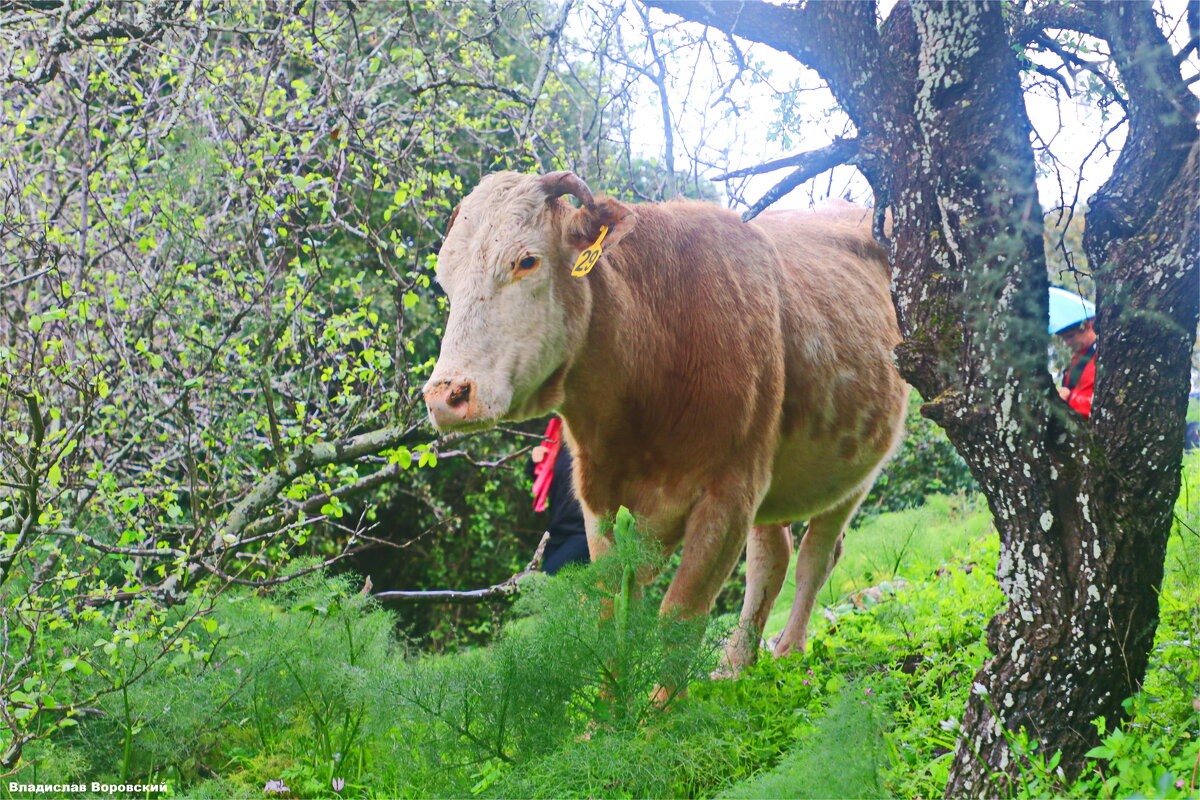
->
<box><xmin>571</xmin><ymin>225</ymin><xmax>609</xmax><ymax>277</ymax></box>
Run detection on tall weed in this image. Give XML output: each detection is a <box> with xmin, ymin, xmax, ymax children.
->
<box><xmin>718</xmin><ymin>684</ymin><xmax>887</xmax><ymax>800</ymax></box>
<box><xmin>366</xmin><ymin>508</ymin><xmax>721</xmax><ymax>797</ymax></box>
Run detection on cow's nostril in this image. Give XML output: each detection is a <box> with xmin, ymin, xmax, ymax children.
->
<box><xmin>447</xmin><ymin>382</ymin><xmax>471</xmax><ymax>409</ymax></box>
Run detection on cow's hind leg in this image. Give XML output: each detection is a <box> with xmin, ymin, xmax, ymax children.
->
<box><xmin>773</xmin><ymin>489</ymin><xmax>867</xmax><ymax>658</ymax></box>
<box><xmin>718</xmin><ymin>523</ymin><xmax>792</xmax><ymax>676</ymax></box>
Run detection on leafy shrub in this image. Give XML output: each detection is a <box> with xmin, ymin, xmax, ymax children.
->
<box><xmin>861</xmin><ymin>392</ymin><xmax>978</xmax><ymax>517</ymax></box>
<box><xmin>5</xmin><ymin>567</ymin><xmax>399</xmax><ymax>798</ymax></box>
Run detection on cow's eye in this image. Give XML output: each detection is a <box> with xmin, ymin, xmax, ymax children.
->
<box><xmin>514</xmin><ymin>255</ymin><xmax>541</xmax><ymax>275</ymax></box>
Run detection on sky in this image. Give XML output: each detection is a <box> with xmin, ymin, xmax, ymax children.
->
<box><xmin>610</xmin><ymin>0</ymin><xmax>1197</xmax><ymax>215</ymax></box>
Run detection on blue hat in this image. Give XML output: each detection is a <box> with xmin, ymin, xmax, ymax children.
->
<box><xmin>1048</xmin><ymin>286</ymin><xmax>1096</xmax><ymax>335</ymax></box>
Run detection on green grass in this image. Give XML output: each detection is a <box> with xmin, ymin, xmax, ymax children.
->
<box><xmin>8</xmin><ymin>466</ymin><xmax>1196</xmax><ymax>800</ymax></box>
<box><xmin>717</xmin><ymin>685</ymin><xmax>887</xmax><ymax>800</ymax></box>
<box><xmin>765</xmin><ymin>491</ymin><xmax>991</xmax><ymax>643</ymax></box>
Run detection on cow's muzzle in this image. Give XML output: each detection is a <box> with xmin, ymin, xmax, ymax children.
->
<box><xmin>423</xmin><ymin>376</ymin><xmax>483</xmax><ymax>430</ymax></box>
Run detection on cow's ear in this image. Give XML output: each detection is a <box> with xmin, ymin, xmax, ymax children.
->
<box><xmin>568</xmin><ymin>197</ymin><xmax>636</xmax><ymax>251</ymax></box>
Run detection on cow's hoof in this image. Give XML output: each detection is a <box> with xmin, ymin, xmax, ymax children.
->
<box><xmin>651</xmin><ymin>684</ymin><xmax>684</xmax><ymax>707</ymax></box>
<box><xmin>772</xmin><ymin>637</ymin><xmax>806</xmax><ymax>659</ymax></box>
<box><xmin>709</xmin><ymin>664</ymin><xmax>738</xmax><ymax>680</ymax></box>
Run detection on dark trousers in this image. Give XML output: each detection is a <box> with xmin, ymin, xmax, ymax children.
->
<box><xmin>543</xmin><ymin>534</ymin><xmax>590</xmax><ymax>575</ymax></box>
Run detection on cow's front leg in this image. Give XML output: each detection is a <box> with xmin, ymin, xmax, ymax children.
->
<box><xmin>581</xmin><ymin>493</ymin><xmax>744</xmax><ymax>707</ymax></box>
<box><xmin>717</xmin><ymin>523</ymin><xmax>792</xmax><ymax>676</ymax></box>
<box><xmin>660</xmin><ymin>487</ymin><xmax>756</xmax><ymax>621</ymax></box>
<box><xmin>582</xmin><ymin>506</ymin><xmax>612</xmax><ymax>562</ymax></box>
<box><xmin>652</xmin><ymin>488</ymin><xmax>755</xmax><ymax>702</ymax></box>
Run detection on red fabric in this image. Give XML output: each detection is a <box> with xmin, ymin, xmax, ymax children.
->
<box><xmin>1065</xmin><ymin>353</ymin><xmax>1095</xmax><ymax>418</ymax></box>
<box><xmin>532</xmin><ymin>417</ymin><xmax>562</xmax><ymax>512</ymax></box>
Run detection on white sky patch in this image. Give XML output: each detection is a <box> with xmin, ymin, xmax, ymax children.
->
<box><xmin>588</xmin><ymin>0</ymin><xmax>1195</xmax><ymax>214</ymax></box>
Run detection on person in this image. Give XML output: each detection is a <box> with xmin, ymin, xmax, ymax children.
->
<box><xmin>1056</xmin><ymin>317</ymin><xmax>1097</xmax><ymax>417</ymax></box>
<box><xmin>1049</xmin><ymin>286</ymin><xmax>1097</xmax><ymax>418</ymax></box>
<box><xmin>528</xmin><ymin>417</ymin><xmax>590</xmax><ymax>575</ymax></box>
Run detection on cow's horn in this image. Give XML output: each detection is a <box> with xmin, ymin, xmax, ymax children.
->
<box><xmin>538</xmin><ymin>171</ymin><xmax>594</xmax><ymax>208</ymax></box>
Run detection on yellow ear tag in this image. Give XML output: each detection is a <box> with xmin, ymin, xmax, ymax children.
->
<box><xmin>571</xmin><ymin>225</ymin><xmax>609</xmax><ymax>277</ymax></box>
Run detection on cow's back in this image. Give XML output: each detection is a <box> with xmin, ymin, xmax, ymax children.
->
<box><xmin>750</xmin><ymin>206</ymin><xmax>908</xmax><ymax>523</ymax></box>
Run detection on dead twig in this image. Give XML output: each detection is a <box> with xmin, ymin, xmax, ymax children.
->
<box><xmin>372</xmin><ymin>531</ymin><xmax>552</xmax><ymax>604</ymax></box>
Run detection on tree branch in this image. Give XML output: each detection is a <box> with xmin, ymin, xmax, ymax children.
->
<box><xmin>218</xmin><ymin>423</ymin><xmax>421</xmax><ymax>546</ymax></box>
<box><xmin>644</xmin><ymin>0</ymin><xmax>899</xmax><ymax>134</ymax></box>
<box><xmin>1033</xmin><ymin>32</ymin><xmax>1127</xmax><ymax>115</ymax></box>
<box><xmin>0</xmin><ymin>0</ymin><xmax>189</xmax><ymax>85</ymax></box>
<box><xmin>410</xmin><ymin>79</ymin><xmax>530</xmax><ymax>104</ymax></box>
<box><xmin>1013</xmin><ymin>2</ymin><xmax>1105</xmax><ymax>44</ymax></box>
<box><xmin>714</xmin><ymin>137</ymin><xmax>858</xmax><ymax>181</ymax></box>
<box><xmin>1084</xmin><ymin>2</ymin><xmax>1198</xmax><ymax>263</ymax></box>
<box><xmin>636</xmin><ymin>2</ymin><xmax>677</xmax><ymax>198</ymax></box>
<box><xmin>372</xmin><ymin>531</ymin><xmax>551</xmax><ymax>604</ymax></box>
<box><xmin>520</xmin><ymin>0</ymin><xmax>575</xmax><ymax>142</ymax></box>
<box><xmin>733</xmin><ymin>137</ymin><xmax>861</xmax><ymax>221</ymax></box>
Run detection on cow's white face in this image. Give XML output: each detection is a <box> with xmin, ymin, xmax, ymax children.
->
<box><xmin>422</xmin><ymin>172</ymin><xmax>632</xmax><ymax>432</ymax></box>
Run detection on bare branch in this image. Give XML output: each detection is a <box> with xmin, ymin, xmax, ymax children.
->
<box><xmin>435</xmin><ymin>446</ymin><xmax>535</xmax><ymax>470</ymax></box>
<box><xmin>714</xmin><ymin>136</ymin><xmax>859</xmax><ymax>181</ymax></box>
<box><xmin>636</xmin><ymin>2</ymin><xmax>677</xmax><ymax>198</ymax></box>
<box><xmin>644</xmin><ymin>0</ymin><xmax>903</xmax><ymax>134</ymax></box>
<box><xmin>1084</xmin><ymin>2</ymin><xmax>1198</xmax><ymax>262</ymax></box>
<box><xmin>1033</xmin><ymin>32</ymin><xmax>1127</xmax><ymax>115</ymax></box>
<box><xmin>1030</xmin><ymin>62</ymin><xmax>1074</xmax><ymax>96</ymax></box>
<box><xmin>410</xmin><ymin>79</ymin><xmax>531</xmax><ymax>104</ymax></box>
<box><xmin>732</xmin><ymin>138</ymin><xmax>861</xmax><ymax>221</ymax></box>
<box><xmin>520</xmin><ymin>0</ymin><xmax>575</xmax><ymax>142</ymax></box>
<box><xmin>0</xmin><ymin>266</ymin><xmax>55</xmax><ymax>291</ymax></box>
<box><xmin>372</xmin><ymin>532</ymin><xmax>551</xmax><ymax>605</ymax></box>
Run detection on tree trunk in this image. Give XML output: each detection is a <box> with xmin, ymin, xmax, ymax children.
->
<box><xmin>643</xmin><ymin>0</ymin><xmax>1199</xmax><ymax>793</ymax></box>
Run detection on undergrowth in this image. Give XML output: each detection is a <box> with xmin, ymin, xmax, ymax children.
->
<box><xmin>5</xmin><ymin>460</ymin><xmax>1197</xmax><ymax>799</ymax></box>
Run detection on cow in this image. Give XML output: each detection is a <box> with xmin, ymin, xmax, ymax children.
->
<box><xmin>423</xmin><ymin>171</ymin><xmax>908</xmax><ymax>671</ymax></box>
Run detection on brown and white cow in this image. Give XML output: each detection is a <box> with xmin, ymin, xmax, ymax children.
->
<box><xmin>423</xmin><ymin>171</ymin><xmax>908</xmax><ymax>670</ymax></box>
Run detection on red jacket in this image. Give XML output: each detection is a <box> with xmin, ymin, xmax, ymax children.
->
<box><xmin>1064</xmin><ymin>346</ymin><xmax>1095</xmax><ymax>417</ymax></box>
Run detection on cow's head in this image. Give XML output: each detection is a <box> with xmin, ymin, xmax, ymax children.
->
<box><xmin>423</xmin><ymin>171</ymin><xmax>635</xmax><ymax>431</ymax></box>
